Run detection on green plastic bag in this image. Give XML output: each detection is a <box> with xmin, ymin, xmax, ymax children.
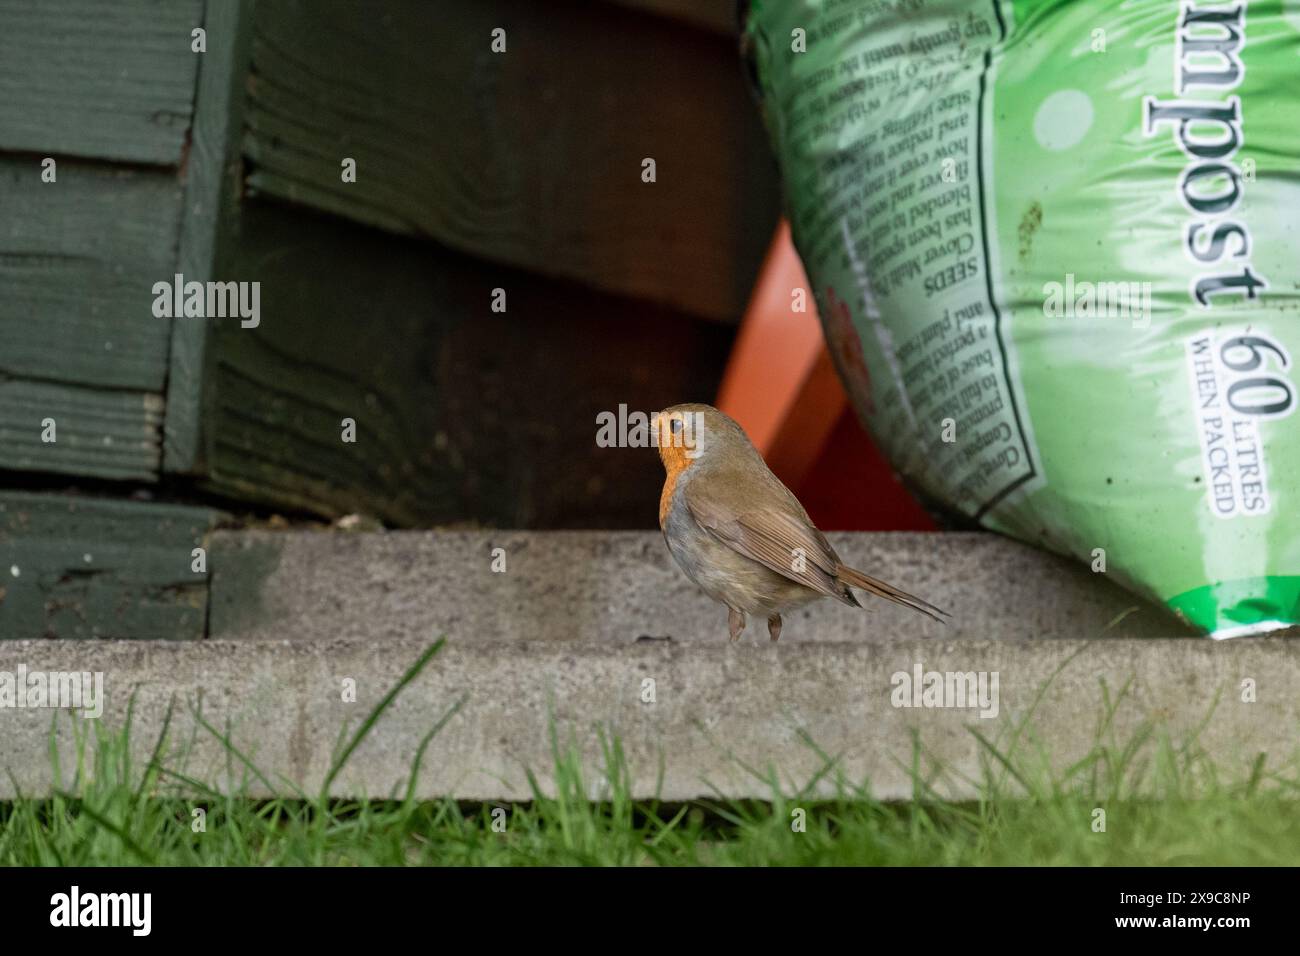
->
<box><xmin>744</xmin><ymin>0</ymin><xmax>1298</xmax><ymax>637</ymax></box>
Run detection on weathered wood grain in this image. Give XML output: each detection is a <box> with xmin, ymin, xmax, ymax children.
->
<box><xmin>200</xmin><ymin>200</ymin><xmax>451</xmax><ymax>525</ymax></box>
<box><xmin>602</xmin><ymin>0</ymin><xmax>736</xmax><ymax>34</ymax></box>
<box><xmin>0</xmin><ymin>0</ymin><xmax>204</xmax><ymax>164</ymax></box>
<box><xmin>0</xmin><ymin>491</ymin><xmax>217</xmax><ymax>640</ymax></box>
<box><xmin>164</xmin><ymin>0</ymin><xmax>258</xmax><ymax>474</ymax></box>
<box><xmin>198</xmin><ymin>198</ymin><xmax>732</xmax><ymax>527</ymax></box>
<box><xmin>0</xmin><ymin>380</ymin><xmax>163</xmax><ymax>481</ymax></box>
<box><xmin>0</xmin><ymin>156</ymin><xmax>183</xmax><ymax>393</ymax></box>
<box><xmin>241</xmin><ymin>0</ymin><xmax>780</xmax><ymax>321</ymax></box>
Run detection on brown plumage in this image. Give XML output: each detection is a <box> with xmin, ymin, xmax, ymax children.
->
<box><xmin>655</xmin><ymin>403</ymin><xmax>947</xmax><ymax>642</ymax></box>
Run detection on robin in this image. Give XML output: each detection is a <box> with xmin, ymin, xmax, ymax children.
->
<box><xmin>655</xmin><ymin>403</ymin><xmax>947</xmax><ymax>642</ymax></box>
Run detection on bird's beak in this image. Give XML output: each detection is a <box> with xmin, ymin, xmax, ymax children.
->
<box><xmin>651</xmin><ymin>412</ymin><xmax>666</xmax><ymax>451</ymax></box>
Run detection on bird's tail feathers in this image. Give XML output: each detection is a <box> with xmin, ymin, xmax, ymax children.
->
<box><xmin>836</xmin><ymin>565</ymin><xmax>949</xmax><ymax>624</ymax></box>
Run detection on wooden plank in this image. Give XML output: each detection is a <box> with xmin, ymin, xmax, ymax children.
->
<box><xmin>0</xmin><ymin>380</ymin><xmax>163</xmax><ymax>481</ymax></box>
<box><xmin>0</xmin><ymin>0</ymin><xmax>204</xmax><ymax>164</ymax></box>
<box><xmin>201</xmin><ymin>200</ymin><xmax>451</xmax><ymax>525</ymax></box>
<box><xmin>601</xmin><ymin>0</ymin><xmax>736</xmax><ymax>34</ymax></box>
<box><xmin>241</xmin><ymin>0</ymin><xmax>780</xmax><ymax>322</ymax></box>
<box><xmin>164</xmin><ymin>0</ymin><xmax>257</xmax><ymax>474</ymax></box>
<box><xmin>0</xmin><ymin>491</ymin><xmax>217</xmax><ymax>640</ymax></box>
<box><xmin>201</xmin><ymin>198</ymin><xmax>732</xmax><ymax>527</ymax></box>
<box><xmin>0</xmin><ymin>156</ymin><xmax>184</xmax><ymax>392</ymax></box>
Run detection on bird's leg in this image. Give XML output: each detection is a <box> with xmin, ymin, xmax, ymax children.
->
<box><xmin>768</xmin><ymin>614</ymin><xmax>782</xmax><ymax>643</ymax></box>
<box><xmin>728</xmin><ymin>607</ymin><xmax>746</xmax><ymax>643</ymax></box>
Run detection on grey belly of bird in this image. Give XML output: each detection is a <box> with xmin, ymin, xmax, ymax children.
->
<box><xmin>662</xmin><ymin>506</ymin><xmax>817</xmax><ymax>617</ymax></box>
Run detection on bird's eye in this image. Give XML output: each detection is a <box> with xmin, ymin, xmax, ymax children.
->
<box><xmin>670</xmin><ymin>417</ymin><xmax>685</xmax><ymax>435</ymax></box>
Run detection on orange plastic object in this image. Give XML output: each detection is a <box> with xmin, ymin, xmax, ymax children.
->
<box><xmin>716</xmin><ymin>221</ymin><xmax>936</xmax><ymax>531</ymax></box>
<box><xmin>716</xmin><ymin>221</ymin><xmax>834</xmax><ymax>458</ymax></box>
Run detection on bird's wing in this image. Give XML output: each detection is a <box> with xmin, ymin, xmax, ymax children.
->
<box><xmin>684</xmin><ymin>479</ymin><xmax>855</xmax><ymax>604</ymax></box>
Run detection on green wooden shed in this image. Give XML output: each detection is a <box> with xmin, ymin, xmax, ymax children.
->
<box><xmin>0</xmin><ymin>0</ymin><xmax>780</xmax><ymax>638</ymax></box>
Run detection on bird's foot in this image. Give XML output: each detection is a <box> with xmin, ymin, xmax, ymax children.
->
<box><xmin>728</xmin><ymin>607</ymin><xmax>745</xmax><ymax>643</ymax></box>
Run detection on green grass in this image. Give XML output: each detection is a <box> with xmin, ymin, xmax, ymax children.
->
<box><xmin>2</xmin><ymin>640</ymin><xmax>1299</xmax><ymax>866</ymax></box>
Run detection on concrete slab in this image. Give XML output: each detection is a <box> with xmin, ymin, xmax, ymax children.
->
<box><xmin>1</xmin><ymin>636</ymin><xmax>1289</xmax><ymax>801</ymax></box>
<box><xmin>209</xmin><ymin>530</ymin><xmax>1194</xmax><ymax>643</ymax></box>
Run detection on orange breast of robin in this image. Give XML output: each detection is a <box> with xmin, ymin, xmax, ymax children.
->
<box><xmin>658</xmin><ymin>448</ymin><xmax>693</xmax><ymax>526</ymax></box>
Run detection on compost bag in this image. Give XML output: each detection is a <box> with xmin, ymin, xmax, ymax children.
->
<box><xmin>743</xmin><ymin>0</ymin><xmax>1299</xmax><ymax>637</ymax></box>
